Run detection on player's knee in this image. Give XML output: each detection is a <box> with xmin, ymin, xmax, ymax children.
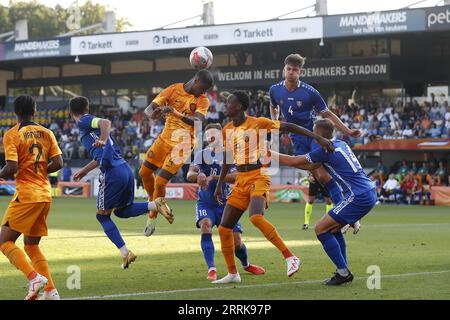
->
<box><xmin>96</xmin><ymin>212</ymin><xmax>111</xmax><ymax>222</ymax></box>
<box><xmin>314</xmin><ymin>223</ymin><xmax>324</xmax><ymax>235</ymax></box>
<box><xmin>200</xmin><ymin>220</ymin><xmax>213</xmax><ymax>234</ymax></box>
<box><xmin>250</xmin><ymin>214</ymin><xmax>264</xmax><ymax>227</ymax></box>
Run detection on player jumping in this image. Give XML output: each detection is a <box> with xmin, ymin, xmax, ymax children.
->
<box><xmin>139</xmin><ymin>69</ymin><xmax>214</xmax><ymax>236</ymax></box>
<box><xmin>0</xmin><ymin>95</ymin><xmax>63</xmax><ymax>300</ymax></box>
<box><xmin>187</xmin><ymin>123</ymin><xmax>266</xmax><ymax>281</ymax></box>
<box><xmin>271</xmin><ymin>119</ymin><xmax>377</xmax><ymax>285</ymax></box>
<box><xmin>212</xmin><ymin>91</ymin><xmax>334</xmax><ymax>284</ymax></box>
<box><xmin>270</xmin><ymin>54</ymin><xmax>361</xmax><ymax>231</ymax></box>
<box><xmin>69</xmin><ymin>97</ymin><xmax>172</xmax><ymax>269</ymax></box>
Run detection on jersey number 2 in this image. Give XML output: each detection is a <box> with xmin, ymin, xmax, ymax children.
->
<box><xmin>29</xmin><ymin>143</ymin><xmax>43</xmax><ymax>174</ymax></box>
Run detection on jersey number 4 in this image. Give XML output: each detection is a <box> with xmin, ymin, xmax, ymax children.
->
<box><xmin>288</xmin><ymin>106</ymin><xmax>294</xmax><ymax>116</ymax></box>
<box><xmin>29</xmin><ymin>143</ymin><xmax>43</xmax><ymax>174</ymax></box>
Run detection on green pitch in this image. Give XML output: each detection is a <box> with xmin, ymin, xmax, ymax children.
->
<box><xmin>0</xmin><ymin>198</ymin><xmax>449</xmax><ymax>300</ymax></box>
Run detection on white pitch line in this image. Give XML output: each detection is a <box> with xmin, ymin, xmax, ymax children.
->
<box><xmin>65</xmin><ymin>269</ymin><xmax>450</xmax><ymax>300</ymax></box>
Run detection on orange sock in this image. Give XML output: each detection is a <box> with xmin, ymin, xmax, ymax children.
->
<box><xmin>24</xmin><ymin>245</ymin><xmax>55</xmax><ymax>292</ymax></box>
<box><xmin>218</xmin><ymin>226</ymin><xmax>237</xmax><ymax>274</ymax></box>
<box><xmin>139</xmin><ymin>165</ymin><xmax>155</xmax><ymax>201</ymax></box>
<box><xmin>0</xmin><ymin>241</ymin><xmax>36</xmax><ymax>280</ymax></box>
<box><xmin>250</xmin><ymin>214</ymin><xmax>293</xmax><ymax>259</ymax></box>
<box><xmin>150</xmin><ymin>175</ymin><xmax>170</xmax><ymax>220</ymax></box>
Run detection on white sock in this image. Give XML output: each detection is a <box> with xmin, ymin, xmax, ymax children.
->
<box><xmin>148</xmin><ymin>202</ymin><xmax>157</xmax><ymax>211</ymax></box>
<box><xmin>208</xmin><ymin>267</ymin><xmax>217</xmax><ymax>272</ymax></box>
<box><xmin>119</xmin><ymin>245</ymin><xmax>129</xmax><ymax>257</ymax></box>
<box><xmin>337</xmin><ymin>268</ymin><xmax>349</xmax><ymax>277</ymax></box>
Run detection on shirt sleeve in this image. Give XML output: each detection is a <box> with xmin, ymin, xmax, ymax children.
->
<box><xmin>48</xmin><ymin>131</ymin><xmax>63</xmax><ymax>159</ymax></box>
<box><xmin>306</xmin><ymin>147</ymin><xmax>330</xmax><ymax>164</ymax></box>
<box><xmin>257</xmin><ymin>117</ymin><xmax>281</xmax><ymax>131</ymax></box>
<box><xmin>311</xmin><ymin>87</ymin><xmax>329</xmax><ymax>114</ymax></box>
<box><xmin>152</xmin><ymin>84</ymin><xmax>175</xmax><ymax>107</ymax></box>
<box><xmin>228</xmin><ymin>164</ymin><xmax>237</xmax><ymax>173</ymax></box>
<box><xmin>78</xmin><ymin>115</ymin><xmax>95</xmax><ymax>131</ymax></box>
<box><xmin>3</xmin><ymin>131</ymin><xmax>18</xmax><ymax>162</ymax></box>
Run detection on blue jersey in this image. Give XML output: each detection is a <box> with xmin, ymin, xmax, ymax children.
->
<box><xmin>306</xmin><ymin>140</ymin><xmax>373</xmax><ymax>197</ymax></box>
<box><xmin>192</xmin><ymin>148</ymin><xmax>236</xmax><ymax>206</ymax></box>
<box><xmin>77</xmin><ymin>114</ymin><xmax>126</xmax><ymax>171</ymax></box>
<box><xmin>269</xmin><ymin>81</ymin><xmax>328</xmax><ymax>132</ymax></box>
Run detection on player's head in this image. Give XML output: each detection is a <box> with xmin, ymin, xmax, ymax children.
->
<box><xmin>205</xmin><ymin>123</ymin><xmax>222</xmax><ymax>147</ymax></box>
<box><xmin>191</xmin><ymin>69</ymin><xmax>215</xmax><ymax>97</ymax></box>
<box><xmin>284</xmin><ymin>53</ymin><xmax>305</xmax><ymax>83</ymax></box>
<box><xmin>14</xmin><ymin>95</ymin><xmax>36</xmax><ymax>119</ymax></box>
<box><xmin>313</xmin><ymin>119</ymin><xmax>334</xmax><ymax>139</ymax></box>
<box><xmin>69</xmin><ymin>96</ymin><xmax>90</xmax><ymax>119</ymax></box>
<box><xmin>224</xmin><ymin>91</ymin><xmax>250</xmax><ymax>118</ymax></box>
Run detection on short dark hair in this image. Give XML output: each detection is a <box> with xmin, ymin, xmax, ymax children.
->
<box><xmin>314</xmin><ymin>119</ymin><xmax>334</xmax><ymax>139</ymax></box>
<box><xmin>232</xmin><ymin>91</ymin><xmax>250</xmax><ymax>111</ymax></box>
<box><xmin>205</xmin><ymin>123</ymin><xmax>222</xmax><ymax>131</ymax></box>
<box><xmin>195</xmin><ymin>69</ymin><xmax>215</xmax><ymax>89</ymax></box>
<box><xmin>285</xmin><ymin>53</ymin><xmax>306</xmax><ymax>68</ymax></box>
<box><xmin>69</xmin><ymin>96</ymin><xmax>90</xmax><ymax>116</ymax></box>
<box><xmin>14</xmin><ymin>95</ymin><xmax>35</xmax><ymax>117</ymax></box>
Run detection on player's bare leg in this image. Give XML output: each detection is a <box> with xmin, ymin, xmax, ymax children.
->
<box><xmin>249</xmin><ymin>197</ymin><xmax>300</xmax><ymax>277</ymax></box>
<box><xmin>213</xmin><ymin>205</ymin><xmax>245</xmax><ymax>284</ymax></box>
<box><xmin>0</xmin><ymin>226</ymin><xmax>47</xmax><ymax>300</ymax></box>
<box><xmin>315</xmin><ymin>215</ymin><xmax>353</xmax><ymax>286</ymax></box>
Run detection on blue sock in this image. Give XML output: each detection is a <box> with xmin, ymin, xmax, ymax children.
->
<box><xmin>317</xmin><ymin>232</ymin><xmax>347</xmax><ymax>270</ymax></box>
<box><xmin>114</xmin><ymin>203</ymin><xmax>149</xmax><ymax>219</ymax></box>
<box><xmin>333</xmin><ymin>231</ymin><xmax>347</xmax><ymax>265</ymax></box>
<box><xmin>96</xmin><ymin>214</ymin><xmax>126</xmax><ymax>249</ymax></box>
<box><xmin>201</xmin><ymin>234</ymin><xmax>215</xmax><ymax>270</ymax></box>
<box><xmin>325</xmin><ymin>180</ymin><xmax>344</xmax><ymax>204</ymax></box>
<box><xmin>235</xmin><ymin>243</ymin><xmax>249</xmax><ymax>268</ymax></box>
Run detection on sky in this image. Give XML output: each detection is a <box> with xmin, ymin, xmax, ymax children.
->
<box><xmin>0</xmin><ymin>0</ymin><xmax>447</xmax><ymax>31</ymax></box>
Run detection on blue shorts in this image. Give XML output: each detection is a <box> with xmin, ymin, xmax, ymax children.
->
<box><xmin>98</xmin><ymin>163</ymin><xmax>135</xmax><ymax>211</ymax></box>
<box><xmin>292</xmin><ymin>135</ymin><xmax>320</xmax><ymax>156</ymax></box>
<box><xmin>196</xmin><ymin>202</ymin><xmax>243</xmax><ymax>233</ymax></box>
<box><xmin>329</xmin><ymin>189</ymin><xmax>377</xmax><ymax>226</ymax></box>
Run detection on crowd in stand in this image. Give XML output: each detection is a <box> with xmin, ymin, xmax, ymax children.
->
<box><xmin>371</xmin><ymin>158</ymin><xmax>449</xmax><ymax>205</ymax></box>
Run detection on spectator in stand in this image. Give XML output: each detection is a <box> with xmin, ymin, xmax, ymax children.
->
<box><xmin>417</xmin><ymin>162</ymin><xmax>429</xmax><ymax>184</ymax></box>
<box><xmin>397</xmin><ymin>160</ymin><xmax>410</xmax><ymax>179</ymax></box>
<box><xmin>376</xmin><ymin>161</ymin><xmax>389</xmax><ymax>181</ymax></box>
<box><xmin>62</xmin><ymin>163</ymin><xmax>72</xmax><ymax>182</ymax></box>
<box><xmin>400</xmin><ymin>172</ymin><xmax>415</xmax><ymax>204</ymax></box>
<box><xmin>429</xmin><ymin>123</ymin><xmax>442</xmax><ymax>138</ymax></box>
<box><xmin>435</xmin><ymin>161</ymin><xmax>448</xmax><ymax>186</ymax></box>
<box><xmin>381</xmin><ymin>174</ymin><xmax>401</xmax><ymax>203</ymax></box>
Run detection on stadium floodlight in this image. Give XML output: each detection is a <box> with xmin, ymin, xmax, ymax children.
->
<box><xmin>0</xmin><ymin>19</ymin><xmax>29</xmax><ymax>42</ymax></box>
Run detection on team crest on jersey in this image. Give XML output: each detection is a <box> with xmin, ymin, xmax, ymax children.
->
<box><xmin>190</xmin><ymin>103</ymin><xmax>197</xmax><ymax>113</ymax></box>
<box><xmin>297</xmin><ymin>101</ymin><xmax>303</xmax><ymax>107</ymax></box>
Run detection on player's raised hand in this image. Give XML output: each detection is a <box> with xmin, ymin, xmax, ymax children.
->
<box><xmin>92</xmin><ymin>139</ymin><xmax>106</xmax><ymax>148</ymax></box>
<box><xmin>214</xmin><ymin>186</ymin><xmax>224</xmax><ymax>206</ymax></box>
<box><xmin>197</xmin><ymin>172</ymin><xmax>207</xmax><ymax>189</ymax></box>
<box><xmin>316</xmin><ymin>136</ymin><xmax>335</xmax><ymax>153</ymax></box>
<box><xmin>348</xmin><ymin>129</ymin><xmax>362</xmax><ymax>138</ymax></box>
<box><xmin>73</xmin><ymin>170</ymin><xmax>87</xmax><ymax>182</ymax></box>
<box><xmin>161</xmin><ymin>105</ymin><xmax>174</xmax><ymax>115</ymax></box>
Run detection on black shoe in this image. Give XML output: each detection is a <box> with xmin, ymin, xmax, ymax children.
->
<box><xmin>323</xmin><ymin>272</ymin><xmax>354</xmax><ymax>286</ymax></box>
<box><xmin>302</xmin><ymin>224</ymin><xmax>309</xmax><ymax>230</ymax></box>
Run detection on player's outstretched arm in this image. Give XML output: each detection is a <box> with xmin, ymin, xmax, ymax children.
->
<box><xmin>0</xmin><ymin>161</ymin><xmax>18</xmax><ymax>180</ymax></box>
<box><xmin>279</xmin><ymin>122</ymin><xmax>334</xmax><ymax>152</ymax></box>
<box><xmin>73</xmin><ymin>160</ymin><xmax>99</xmax><ymax>182</ymax></box>
<box><xmin>144</xmin><ymin>102</ymin><xmax>163</xmax><ymax>120</ymax></box>
<box><xmin>92</xmin><ymin>118</ymin><xmax>112</xmax><ymax>147</ymax></box>
<box><xmin>270</xmin><ymin>149</ymin><xmax>320</xmax><ymax>171</ymax></box>
<box><xmin>47</xmin><ymin>155</ymin><xmax>63</xmax><ymax>174</ymax></box>
<box><xmin>162</xmin><ymin>105</ymin><xmax>205</xmax><ymax>127</ymax></box>
<box><xmin>322</xmin><ymin>110</ymin><xmax>361</xmax><ymax>138</ymax></box>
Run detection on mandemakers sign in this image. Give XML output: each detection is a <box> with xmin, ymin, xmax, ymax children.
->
<box><xmin>426</xmin><ymin>5</ymin><xmax>450</xmax><ymax>31</ymax></box>
<box><xmin>3</xmin><ymin>38</ymin><xmax>70</xmax><ymax>60</ymax></box>
<box><xmin>324</xmin><ymin>9</ymin><xmax>425</xmax><ymax>37</ymax></box>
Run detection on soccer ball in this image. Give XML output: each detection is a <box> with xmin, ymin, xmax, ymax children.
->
<box><xmin>189</xmin><ymin>47</ymin><xmax>213</xmax><ymax>69</ymax></box>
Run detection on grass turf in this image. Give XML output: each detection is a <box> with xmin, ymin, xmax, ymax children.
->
<box><xmin>0</xmin><ymin>198</ymin><xmax>449</xmax><ymax>300</ymax></box>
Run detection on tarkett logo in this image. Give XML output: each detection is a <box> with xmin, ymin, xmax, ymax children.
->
<box><xmin>14</xmin><ymin>40</ymin><xmax>60</xmax><ymax>52</ymax></box>
<box><xmin>233</xmin><ymin>28</ymin><xmax>273</xmax><ymax>40</ymax></box>
<box><xmin>428</xmin><ymin>9</ymin><xmax>450</xmax><ymax>28</ymax></box>
<box><xmin>79</xmin><ymin>40</ymin><xmax>112</xmax><ymax>51</ymax></box>
<box><xmin>153</xmin><ymin>34</ymin><xmax>189</xmax><ymax>46</ymax></box>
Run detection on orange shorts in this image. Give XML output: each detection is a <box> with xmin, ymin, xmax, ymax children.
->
<box><xmin>227</xmin><ymin>169</ymin><xmax>271</xmax><ymax>211</ymax></box>
<box><xmin>2</xmin><ymin>201</ymin><xmax>51</xmax><ymax>237</ymax></box>
<box><xmin>145</xmin><ymin>137</ymin><xmax>192</xmax><ymax>175</ymax></box>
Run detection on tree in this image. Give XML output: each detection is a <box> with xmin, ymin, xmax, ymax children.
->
<box><xmin>0</xmin><ymin>0</ymin><xmax>131</xmax><ymax>39</ymax></box>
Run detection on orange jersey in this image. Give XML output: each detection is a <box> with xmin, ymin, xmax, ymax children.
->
<box><xmin>223</xmin><ymin>116</ymin><xmax>280</xmax><ymax>166</ymax></box>
<box><xmin>3</xmin><ymin>122</ymin><xmax>62</xmax><ymax>203</ymax></box>
<box><xmin>153</xmin><ymin>83</ymin><xmax>210</xmax><ymax>148</ymax></box>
